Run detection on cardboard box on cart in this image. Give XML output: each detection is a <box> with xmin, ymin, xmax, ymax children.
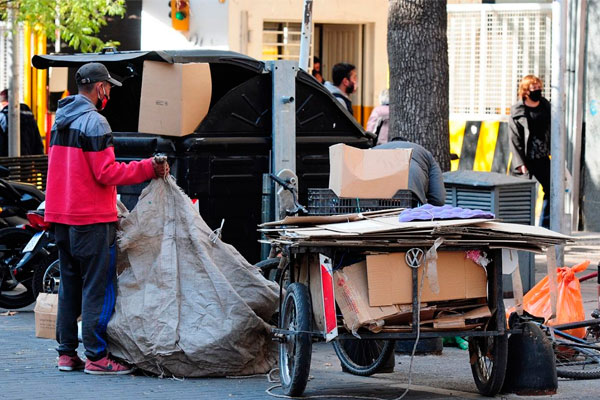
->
<box><xmin>328</xmin><ymin>143</ymin><xmax>412</xmax><ymax>198</ymax></box>
<box><xmin>333</xmin><ymin>261</ymin><xmax>425</xmax><ymax>332</ymax></box>
<box><xmin>366</xmin><ymin>251</ymin><xmax>488</xmax><ymax>307</ymax></box>
<box><xmin>138</xmin><ymin>61</ymin><xmax>212</xmax><ymax>136</ymax></box>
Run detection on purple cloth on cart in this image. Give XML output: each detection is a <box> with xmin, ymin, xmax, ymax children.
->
<box><xmin>398</xmin><ymin>204</ymin><xmax>495</xmax><ymax>222</ymax></box>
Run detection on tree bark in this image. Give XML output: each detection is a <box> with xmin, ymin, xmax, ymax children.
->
<box><xmin>388</xmin><ymin>0</ymin><xmax>450</xmax><ymax>171</ymax></box>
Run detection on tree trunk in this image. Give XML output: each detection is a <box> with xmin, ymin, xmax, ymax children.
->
<box><xmin>388</xmin><ymin>0</ymin><xmax>450</xmax><ymax>171</ymax></box>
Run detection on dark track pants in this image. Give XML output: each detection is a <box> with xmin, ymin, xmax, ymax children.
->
<box><xmin>527</xmin><ymin>157</ymin><xmax>551</xmax><ymax>228</ymax></box>
<box><xmin>54</xmin><ymin>223</ymin><xmax>117</xmax><ymax>361</ymax></box>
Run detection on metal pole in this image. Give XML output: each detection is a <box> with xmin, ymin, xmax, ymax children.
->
<box><xmin>267</xmin><ymin>60</ymin><xmax>297</xmax><ymax>220</ymax></box>
<box><xmin>298</xmin><ymin>0</ymin><xmax>313</xmax><ymax>72</ymax></box>
<box><xmin>8</xmin><ymin>4</ymin><xmax>21</xmax><ymax>157</ymax></box>
<box><xmin>571</xmin><ymin>0</ymin><xmax>587</xmax><ymax>231</ymax></box>
<box><xmin>551</xmin><ymin>0</ymin><xmax>567</xmax><ymax>264</ymax></box>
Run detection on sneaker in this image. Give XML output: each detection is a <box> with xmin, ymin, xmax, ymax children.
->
<box><xmin>84</xmin><ymin>356</ymin><xmax>134</xmax><ymax>375</ymax></box>
<box><xmin>58</xmin><ymin>354</ymin><xmax>85</xmax><ymax>371</ymax></box>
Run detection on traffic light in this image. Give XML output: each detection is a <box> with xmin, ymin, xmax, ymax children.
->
<box><xmin>170</xmin><ymin>0</ymin><xmax>189</xmax><ymax>31</ymax></box>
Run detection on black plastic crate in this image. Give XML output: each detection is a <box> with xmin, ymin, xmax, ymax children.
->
<box><xmin>307</xmin><ymin>188</ymin><xmax>419</xmax><ymax>215</ymax></box>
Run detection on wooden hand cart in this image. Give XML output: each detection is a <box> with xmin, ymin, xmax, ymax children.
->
<box><xmin>270</xmin><ymin>241</ymin><xmax>511</xmax><ymax>397</ymax></box>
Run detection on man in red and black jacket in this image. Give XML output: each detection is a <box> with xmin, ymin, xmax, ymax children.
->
<box><xmin>45</xmin><ymin>63</ymin><xmax>169</xmax><ymax>375</ymax></box>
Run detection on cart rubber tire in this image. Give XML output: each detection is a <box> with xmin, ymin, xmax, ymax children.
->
<box><xmin>279</xmin><ymin>282</ymin><xmax>312</xmax><ymax>397</ymax></box>
<box><xmin>332</xmin><ymin>339</ymin><xmax>395</xmax><ymax>376</ymax></box>
<box><xmin>469</xmin><ymin>318</ymin><xmax>509</xmax><ymax>397</ymax></box>
<box><xmin>255</xmin><ymin>258</ymin><xmax>281</xmax><ymax>282</ymax></box>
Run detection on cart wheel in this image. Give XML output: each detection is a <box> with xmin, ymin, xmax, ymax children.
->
<box><xmin>279</xmin><ymin>283</ymin><xmax>312</xmax><ymax>397</ymax></box>
<box><xmin>469</xmin><ymin>318</ymin><xmax>508</xmax><ymax>396</ymax></box>
<box><xmin>332</xmin><ymin>339</ymin><xmax>395</xmax><ymax>376</ymax></box>
<box><xmin>255</xmin><ymin>258</ymin><xmax>281</xmax><ymax>282</ymax></box>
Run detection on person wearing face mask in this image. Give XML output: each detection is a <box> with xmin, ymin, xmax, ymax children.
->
<box><xmin>45</xmin><ymin>62</ymin><xmax>170</xmax><ymax>375</ymax></box>
<box><xmin>509</xmin><ymin>74</ymin><xmax>551</xmax><ymax>228</ymax></box>
<box><xmin>324</xmin><ymin>62</ymin><xmax>357</xmax><ymax>116</ymax></box>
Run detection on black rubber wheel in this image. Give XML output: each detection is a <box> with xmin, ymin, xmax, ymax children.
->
<box><xmin>0</xmin><ymin>228</ymin><xmax>35</xmax><ymax>309</ymax></box>
<box><xmin>554</xmin><ymin>335</ymin><xmax>600</xmax><ymax>380</ymax></box>
<box><xmin>279</xmin><ymin>282</ymin><xmax>312</xmax><ymax>397</ymax></box>
<box><xmin>332</xmin><ymin>339</ymin><xmax>395</xmax><ymax>376</ymax></box>
<box><xmin>255</xmin><ymin>258</ymin><xmax>281</xmax><ymax>282</ymax></box>
<box><xmin>469</xmin><ymin>317</ymin><xmax>509</xmax><ymax>396</ymax></box>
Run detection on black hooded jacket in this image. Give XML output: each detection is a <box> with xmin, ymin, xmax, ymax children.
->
<box><xmin>508</xmin><ymin>97</ymin><xmax>551</xmax><ymax>174</ymax></box>
<box><xmin>0</xmin><ymin>104</ymin><xmax>45</xmax><ymax>156</ymax></box>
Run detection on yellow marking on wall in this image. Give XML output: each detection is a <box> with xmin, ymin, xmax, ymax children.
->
<box><xmin>473</xmin><ymin>121</ymin><xmax>499</xmax><ymax>172</ymax></box>
<box><xmin>361</xmin><ymin>105</ymin><xmax>374</xmax><ymax>129</ymax></box>
<box><xmin>449</xmin><ymin>120</ymin><xmax>466</xmax><ymax>171</ymax></box>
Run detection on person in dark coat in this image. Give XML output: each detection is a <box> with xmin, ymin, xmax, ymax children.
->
<box><xmin>508</xmin><ymin>75</ymin><xmax>550</xmax><ymax>228</ymax></box>
<box><xmin>0</xmin><ymin>89</ymin><xmax>45</xmax><ymax>156</ymax></box>
<box><xmin>375</xmin><ymin>138</ymin><xmax>446</xmax><ymax>206</ymax></box>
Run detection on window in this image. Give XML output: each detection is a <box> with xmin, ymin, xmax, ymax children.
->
<box><xmin>262</xmin><ymin>21</ymin><xmax>303</xmax><ymax>61</ymax></box>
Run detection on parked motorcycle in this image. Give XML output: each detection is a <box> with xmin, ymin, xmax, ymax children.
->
<box><xmin>0</xmin><ymin>165</ymin><xmax>45</xmax><ymax>228</ymax></box>
<box><xmin>0</xmin><ymin>203</ymin><xmax>55</xmax><ymax>309</ymax></box>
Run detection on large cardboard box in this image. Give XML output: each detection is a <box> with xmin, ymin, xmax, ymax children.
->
<box><xmin>34</xmin><ymin>293</ymin><xmax>58</xmax><ymax>339</ymax></box>
<box><xmin>138</xmin><ymin>61</ymin><xmax>212</xmax><ymax>136</ymax></box>
<box><xmin>333</xmin><ymin>261</ymin><xmax>413</xmax><ymax>332</ymax></box>
<box><xmin>366</xmin><ymin>251</ymin><xmax>488</xmax><ymax>306</ymax></box>
<box><xmin>328</xmin><ymin>143</ymin><xmax>412</xmax><ymax>198</ymax></box>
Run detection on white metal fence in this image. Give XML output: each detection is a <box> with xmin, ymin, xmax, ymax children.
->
<box><xmin>448</xmin><ymin>4</ymin><xmax>552</xmax><ymax>119</ymax></box>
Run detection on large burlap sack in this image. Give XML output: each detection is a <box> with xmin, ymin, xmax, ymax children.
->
<box><xmin>107</xmin><ymin>177</ymin><xmax>279</xmax><ymax>377</ymax></box>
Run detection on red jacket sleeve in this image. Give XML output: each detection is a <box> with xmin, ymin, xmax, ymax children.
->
<box><xmin>85</xmin><ymin>146</ymin><xmax>156</xmax><ymax>186</ymax></box>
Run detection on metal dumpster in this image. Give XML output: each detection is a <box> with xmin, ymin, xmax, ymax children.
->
<box><xmin>443</xmin><ymin>170</ymin><xmax>537</xmax><ymax>292</ymax></box>
<box><xmin>33</xmin><ymin>50</ymin><xmax>370</xmax><ymax>263</ymax></box>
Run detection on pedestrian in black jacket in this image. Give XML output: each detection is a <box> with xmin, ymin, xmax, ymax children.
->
<box><xmin>509</xmin><ymin>75</ymin><xmax>550</xmax><ymax>228</ymax></box>
<box><xmin>0</xmin><ymin>89</ymin><xmax>45</xmax><ymax>156</ymax></box>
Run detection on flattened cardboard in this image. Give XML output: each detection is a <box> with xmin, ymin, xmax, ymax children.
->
<box><xmin>432</xmin><ymin>305</ymin><xmax>491</xmax><ymax>329</ymax></box>
<box><xmin>138</xmin><ymin>61</ymin><xmax>212</xmax><ymax>136</ymax></box>
<box><xmin>366</xmin><ymin>251</ymin><xmax>488</xmax><ymax>306</ymax></box>
<box><xmin>328</xmin><ymin>144</ymin><xmax>412</xmax><ymax>198</ymax></box>
<box><xmin>34</xmin><ymin>293</ymin><xmax>58</xmax><ymax>339</ymax></box>
<box><xmin>334</xmin><ymin>261</ymin><xmax>412</xmax><ymax>332</ymax></box>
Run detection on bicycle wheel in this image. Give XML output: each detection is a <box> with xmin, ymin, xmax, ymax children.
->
<box><xmin>554</xmin><ymin>336</ymin><xmax>600</xmax><ymax>379</ymax></box>
<box><xmin>468</xmin><ymin>316</ymin><xmax>508</xmax><ymax>396</ymax></box>
<box><xmin>279</xmin><ymin>282</ymin><xmax>312</xmax><ymax>397</ymax></box>
<box><xmin>332</xmin><ymin>339</ymin><xmax>395</xmax><ymax>376</ymax></box>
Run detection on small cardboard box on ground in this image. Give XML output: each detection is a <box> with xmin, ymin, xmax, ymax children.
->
<box><xmin>328</xmin><ymin>143</ymin><xmax>412</xmax><ymax>198</ymax></box>
<box><xmin>333</xmin><ymin>261</ymin><xmax>416</xmax><ymax>332</ymax></box>
<box><xmin>366</xmin><ymin>251</ymin><xmax>488</xmax><ymax>306</ymax></box>
<box><xmin>138</xmin><ymin>61</ymin><xmax>212</xmax><ymax>136</ymax></box>
<box><xmin>34</xmin><ymin>293</ymin><xmax>58</xmax><ymax>339</ymax></box>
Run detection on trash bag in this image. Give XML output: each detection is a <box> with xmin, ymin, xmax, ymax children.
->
<box><xmin>507</xmin><ymin>260</ymin><xmax>589</xmax><ymax>338</ymax></box>
<box><xmin>107</xmin><ymin>177</ymin><xmax>280</xmax><ymax>377</ymax></box>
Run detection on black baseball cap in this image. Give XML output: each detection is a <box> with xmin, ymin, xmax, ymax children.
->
<box><xmin>75</xmin><ymin>63</ymin><xmax>122</xmax><ymax>87</ymax></box>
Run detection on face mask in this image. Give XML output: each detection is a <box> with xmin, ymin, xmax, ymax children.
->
<box><xmin>528</xmin><ymin>90</ymin><xmax>542</xmax><ymax>102</ymax></box>
<box><xmin>96</xmin><ymin>85</ymin><xmax>109</xmax><ymax>111</ymax></box>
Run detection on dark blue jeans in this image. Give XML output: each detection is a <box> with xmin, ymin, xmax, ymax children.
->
<box><xmin>527</xmin><ymin>157</ymin><xmax>551</xmax><ymax>228</ymax></box>
<box><xmin>54</xmin><ymin>223</ymin><xmax>117</xmax><ymax>361</ymax></box>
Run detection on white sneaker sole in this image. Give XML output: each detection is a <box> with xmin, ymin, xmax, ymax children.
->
<box><xmin>84</xmin><ymin>368</ymin><xmax>134</xmax><ymax>375</ymax></box>
<box><xmin>58</xmin><ymin>366</ymin><xmax>84</xmax><ymax>372</ymax></box>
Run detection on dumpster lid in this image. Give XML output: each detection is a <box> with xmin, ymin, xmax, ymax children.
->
<box><xmin>32</xmin><ymin>49</ymin><xmax>264</xmax><ymax>73</ymax></box>
<box><xmin>443</xmin><ymin>170</ymin><xmax>535</xmax><ymax>187</ymax></box>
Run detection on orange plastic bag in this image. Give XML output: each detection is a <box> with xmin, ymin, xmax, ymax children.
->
<box><xmin>507</xmin><ymin>260</ymin><xmax>590</xmax><ymax>338</ymax></box>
